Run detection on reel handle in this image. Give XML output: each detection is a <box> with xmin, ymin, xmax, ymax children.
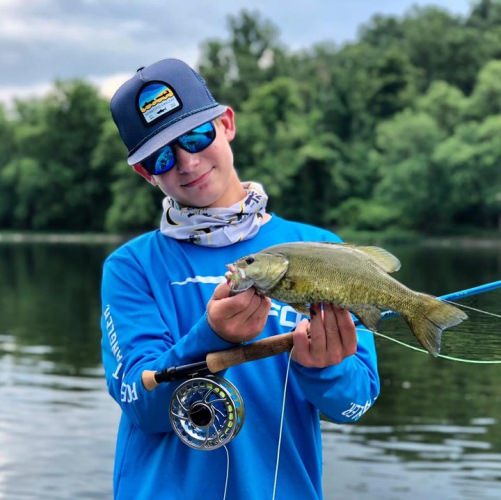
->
<box><xmin>142</xmin><ymin>332</ymin><xmax>294</xmax><ymax>391</ymax></box>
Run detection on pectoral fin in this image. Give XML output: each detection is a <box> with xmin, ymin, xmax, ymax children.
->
<box><xmin>351</xmin><ymin>304</ymin><xmax>382</xmax><ymax>331</ymax></box>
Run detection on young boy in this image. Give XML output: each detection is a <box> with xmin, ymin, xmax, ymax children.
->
<box><xmin>101</xmin><ymin>58</ymin><xmax>380</xmax><ymax>499</ymax></box>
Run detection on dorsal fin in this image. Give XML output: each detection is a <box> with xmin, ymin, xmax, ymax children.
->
<box><xmin>354</xmin><ymin>245</ymin><xmax>401</xmax><ymax>273</ymax></box>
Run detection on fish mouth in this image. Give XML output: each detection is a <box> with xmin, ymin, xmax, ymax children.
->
<box><xmin>225</xmin><ymin>265</ymin><xmax>254</xmax><ymax>294</ymax></box>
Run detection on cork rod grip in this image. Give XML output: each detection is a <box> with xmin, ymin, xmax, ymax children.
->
<box><xmin>206</xmin><ymin>332</ymin><xmax>294</xmax><ymax>373</ymax></box>
<box><xmin>141</xmin><ymin>333</ymin><xmax>294</xmax><ymax>391</ymax></box>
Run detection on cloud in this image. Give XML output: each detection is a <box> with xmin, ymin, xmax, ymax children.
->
<box><xmin>90</xmin><ymin>72</ymin><xmax>133</xmax><ymax>100</ymax></box>
<box><xmin>0</xmin><ymin>0</ymin><xmax>472</xmax><ymax>104</ymax></box>
<box><xmin>0</xmin><ymin>0</ymin><xmax>221</xmax><ymax>87</ymax></box>
<box><xmin>0</xmin><ymin>72</ymin><xmax>132</xmax><ymax>111</ymax></box>
<box><xmin>0</xmin><ymin>82</ymin><xmax>53</xmax><ymax>109</ymax></box>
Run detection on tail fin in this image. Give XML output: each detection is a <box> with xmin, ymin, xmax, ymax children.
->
<box><xmin>404</xmin><ymin>294</ymin><xmax>468</xmax><ymax>356</ymax></box>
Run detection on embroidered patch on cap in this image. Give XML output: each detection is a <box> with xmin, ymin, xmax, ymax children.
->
<box><xmin>137</xmin><ymin>81</ymin><xmax>181</xmax><ymax>125</ymax></box>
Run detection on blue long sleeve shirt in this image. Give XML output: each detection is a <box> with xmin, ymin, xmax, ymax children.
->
<box><xmin>101</xmin><ymin>215</ymin><xmax>380</xmax><ymax>499</ymax></box>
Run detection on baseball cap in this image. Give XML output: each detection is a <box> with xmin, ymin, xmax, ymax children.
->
<box><xmin>110</xmin><ymin>58</ymin><xmax>227</xmax><ymax>165</ymax></box>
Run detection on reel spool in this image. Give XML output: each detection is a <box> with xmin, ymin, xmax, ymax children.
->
<box><xmin>169</xmin><ymin>376</ymin><xmax>245</xmax><ymax>450</ymax></box>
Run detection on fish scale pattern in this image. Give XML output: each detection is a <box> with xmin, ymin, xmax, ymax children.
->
<box><xmin>231</xmin><ymin>242</ymin><xmax>467</xmax><ymax>355</ymax></box>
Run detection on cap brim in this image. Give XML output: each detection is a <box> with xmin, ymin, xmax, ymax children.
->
<box><xmin>127</xmin><ymin>104</ymin><xmax>228</xmax><ymax>165</ymax></box>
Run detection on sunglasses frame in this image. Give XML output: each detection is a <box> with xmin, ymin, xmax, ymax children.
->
<box><xmin>139</xmin><ymin>121</ymin><xmax>216</xmax><ymax>176</ymax></box>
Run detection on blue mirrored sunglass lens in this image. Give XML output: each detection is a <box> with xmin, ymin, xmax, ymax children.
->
<box><xmin>142</xmin><ymin>144</ymin><xmax>175</xmax><ymax>175</ymax></box>
<box><xmin>140</xmin><ymin>122</ymin><xmax>215</xmax><ymax>175</ymax></box>
<box><xmin>178</xmin><ymin>122</ymin><xmax>215</xmax><ymax>153</ymax></box>
<box><xmin>153</xmin><ymin>146</ymin><xmax>175</xmax><ymax>174</ymax></box>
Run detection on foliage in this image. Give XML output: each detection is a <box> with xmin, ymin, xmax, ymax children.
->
<box><xmin>198</xmin><ymin>10</ymin><xmax>288</xmax><ymax>106</ymax></box>
<box><xmin>0</xmin><ymin>3</ymin><xmax>500</xmax><ymax>234</ymax></box>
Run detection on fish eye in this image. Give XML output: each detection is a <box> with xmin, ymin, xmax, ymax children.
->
<box><xmin>245</xmin><ymin>257</ymin><xmax>255</xmax><ymax>265</ymax></box>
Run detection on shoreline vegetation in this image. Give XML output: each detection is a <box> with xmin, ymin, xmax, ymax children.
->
<box><xmin>0</xmin><ymin>230</ymin><xmax>499</xmax><ymax>248</ymax></box>
<box><xmin>337</xmin><ymin>228</ymin><xmax>501</xmax><ymax>247</ymax></box>
<box><xmin>1</xmin><ymin>7</ymin><xmax>500</xmax><ymax>238</ymax></box>
<box><xmin>0</xmin><ymin>231</ymin><xmax>127</xmax><ymax>245</ymax></box>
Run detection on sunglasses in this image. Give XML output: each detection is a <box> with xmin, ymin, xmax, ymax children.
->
<box><xmin>139</xmin><ymin>121</ymin><xmax>216</xmax><ymax>175</ymax></box>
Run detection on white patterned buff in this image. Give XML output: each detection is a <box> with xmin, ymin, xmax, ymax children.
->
<box><xmin>159</xmin><ymin>182</ymin><xmax>269</xmax><ymax>247</ymax></box>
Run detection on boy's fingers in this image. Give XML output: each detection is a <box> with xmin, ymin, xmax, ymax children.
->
<box><xmin>211</xmin><ymin>287</ymin><xmax>256</xmax><ymax>317</ymax></box>
<box><xmin>211</xmin><ymin>281</ymin><xmax>232</xmax><ymax>300</ymax></box>
<box><xmin>308</xmin><ymin>304</ymin><xmax>327</xmax><ymax>358</ymax></box>
<box><xmin>248</xmin><ymin>295</ymin><xmax>271</xmax><ymax>320</ymax></box>
<box><xmin>323</xmin><ymin>304</ymin><xmax>342</xmax><ymax>355</ymax></box>
<box><xmin>334</xmin><ymin>306</ymin><xmax>357</xmax><ymax>354</ymax></box>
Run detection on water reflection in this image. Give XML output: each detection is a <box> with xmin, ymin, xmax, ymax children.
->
<box><xmin>0</xmin><ymin>242</ymin><xmax>499</xmax><ymax>499</ymax></box>
<box><xmin>323</xmin><ymin>419</ymin><xmax>501</xmax><ymax>499</ymax></box>
<box><xmin>0</xmin><ymin>243</ymin><xmax>120</xmax><ymax>499</ymax></box>
<box><xmin>0</xmin><ymin>243</ymin><xmax>113</xmax><ymax>373</ymax></box>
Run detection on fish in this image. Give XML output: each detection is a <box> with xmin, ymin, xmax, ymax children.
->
<box><xmin>226</xmin><ymin>242</ymin><xmax>468</xmax><ymax>356</ymax></box>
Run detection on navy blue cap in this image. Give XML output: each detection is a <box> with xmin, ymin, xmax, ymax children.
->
<box><xmin>110</xmin><ymin>58</ymin><xmax>227</xmax><ymax>165</ymax></box>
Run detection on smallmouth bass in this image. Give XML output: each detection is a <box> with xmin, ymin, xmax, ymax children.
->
<box><xmin>226</xmin><ymin>242</ymin><xmax>468</xmax><ymax>356</ymax></box>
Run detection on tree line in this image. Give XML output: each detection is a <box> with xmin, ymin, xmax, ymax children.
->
<box><xmin>0</xmin><ymin>1</ymin><xmax>500</xmax><ymax>234</ymax></box>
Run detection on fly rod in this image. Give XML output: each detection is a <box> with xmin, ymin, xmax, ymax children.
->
<box><xmin>142</xmin><ymin>280</ymin><xmax>501</xmax><ymax>390</ymax></box>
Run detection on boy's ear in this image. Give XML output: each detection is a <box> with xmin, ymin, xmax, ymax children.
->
<box><xmin>133</xmin><ymin>164</ymin><xmax>157</xmax><ymax>185</ymax></box>
<box><xmin>218</xmin><ymin>107</ymin><xmax>236</xmax><ymax>142</ymax></box>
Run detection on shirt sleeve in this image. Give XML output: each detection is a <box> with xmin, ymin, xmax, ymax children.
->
<box><xmin>100</xmin><ymin>250</ymin><xmax>234</xmax><ymax>434</ymax></box>
<box><xmin>291</xmin><ymin>327</ymin><xmax>380</xmax><ymax>423</ymax></box>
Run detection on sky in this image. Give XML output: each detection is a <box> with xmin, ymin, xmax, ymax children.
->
<box><xmin>0</xmin><ymin>0</ymin><xmax>473</xmax><ymax>105</ymax></box>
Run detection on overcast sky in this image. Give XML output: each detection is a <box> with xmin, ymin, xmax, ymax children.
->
<box><xmin>0</xmin><ymin>0</ymin><xmax>472</xmax><ymax>105</ymax></box>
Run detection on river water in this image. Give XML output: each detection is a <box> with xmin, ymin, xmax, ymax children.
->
<box><xmin>0</xmin><ymin>240</ymin><xmax>499</xmax><ymax>499</ymax></box>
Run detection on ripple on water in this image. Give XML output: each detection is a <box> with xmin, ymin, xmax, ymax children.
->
<box><xmin>322</xmin><ymin>418</ymin><xmax>501</xmax><ymax>499</ymax></box>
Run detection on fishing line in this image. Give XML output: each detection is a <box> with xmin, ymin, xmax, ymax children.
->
<box><xmin>222</xmin><ymin>445</ymin><xmax>230</xmax><ymax>500</ymax></box>
<box><xmin>272</xmin><ymin>347</ymin><xmax>294</xmax><ymax>500</ymax></box>
<box><xmin>442</xmin><ymin>299</ymin><xmax>501</xmax><ymax>319</ymax></box>
<box><xmin>359</xmin><ymin>327</ymin><xmax>501</xmax><ymax>364</ymax></box>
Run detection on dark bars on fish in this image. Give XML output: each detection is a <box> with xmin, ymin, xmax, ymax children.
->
<box><xmin>142</xmin><ymin>280</ymin><xmax>501</xmax><ymax>391</ymax></box>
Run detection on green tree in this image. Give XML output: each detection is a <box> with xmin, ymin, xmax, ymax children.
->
<box><xmin>0</xmin><ymin>105</ymin><xmax>15</xmax><ymax>226</ymax></box>
<box><xmin>94</xmin><ymin>116</ymin><xmax>163</xmax><ymax>232</ymax></box>
<box><xmin>332</xmin><ymin>197</ymin><xmax>400</xmax><ymax>231</ymax></box>
<box><xmin>404</xmin><ymin>7</ymin><xmax>486</xmax><ymax>93</ymax></box>
<box><xmin>235</xmin><ymin>77</ymin><xmax>309</xmax><ymax>199</ymax></box>
<box><xmin>198</xmin><ymin>10</ymin><xmax>287</xmax><ymax>106</ymax></box>
<box><xmin>467</xmin><ymin>0</ymin><xmax>501</xmax><ymax>29</ymax></box>
<box><xmin>105</xmin><ymin>165</ymin><xmax>161</xmax><ymax>232</ymax></box>
<box><xmin>1</xmin><ymin>158</ymin><xmax>45</xmax><ymax>228</ymax></box>
<box><xmin>91</xmin><ymin>119</ymin><xmax>128</xmax><ymax>228</ymax></box>
<box><xmin>39</xmin><ymin>80</ymin><xmax>109</xmax><ymax>229</ymax></box>
<box><xmin>466</xmin><ymin>60</ymin><xmax>501</xmax><ymax>118</ymax></box>
<box><xmin>433</xmin><ymin>117</ymin><xmax>501</xmax><ymax>229</ymax></box>
<box><xmin>416</xmin><ymin>81</ymin><xmax>467</xmax><ymax>133</ymax></box>
<box><xmin>292</xmin><ymin>42</ymin><xmax>417</xmax><ymax>143</ymax></box>
<box><xmin>2</xmin><ymin>3</ymin><xmax>500</xmax><ymax>235</ymax></box>
<box><xmin>235</xmin><ymin>76</ymin><xmax>353</xmax><ymax>225</ymax></box>
<box><xmin>4</xmin><ymin>81</ymin><xmax>109</xmax><ymax>230</ymax></box>
<box><xmin>372</xmin><ymin>111</ymin><xmax>447</xmax><ymax>231</ymax></box>
<box><xmin>361</xmin><ymin>6</ymin><xmax>490</xmax><ymax>94</ymax></box>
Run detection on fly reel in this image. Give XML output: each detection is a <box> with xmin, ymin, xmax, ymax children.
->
<box><xmin>169</xmin><ymin>376</ymin><xmax>245</xmax><ymax>450</ymax></box>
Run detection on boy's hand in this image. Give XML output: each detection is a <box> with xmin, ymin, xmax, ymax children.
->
<box><xmin>292</xmin><ymin>304</ymin><xmax>357</xmax><ymax>368</ymax></box>
<box><xmin>207</xmin><ymin>282</ymin><xmax>271</xmax><ymax>343</ymax></box>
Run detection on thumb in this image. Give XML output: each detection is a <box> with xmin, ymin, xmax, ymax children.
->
<box><xmin>211</xmin><ymin>281</ymin><xmax>232</xmax><ymax>301</ymax></box>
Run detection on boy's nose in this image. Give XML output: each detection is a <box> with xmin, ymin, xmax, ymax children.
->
<box><xmin>174</xmin><ymin>146</ymin><xmax>200</xmax><ymax>173</ymax></box>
